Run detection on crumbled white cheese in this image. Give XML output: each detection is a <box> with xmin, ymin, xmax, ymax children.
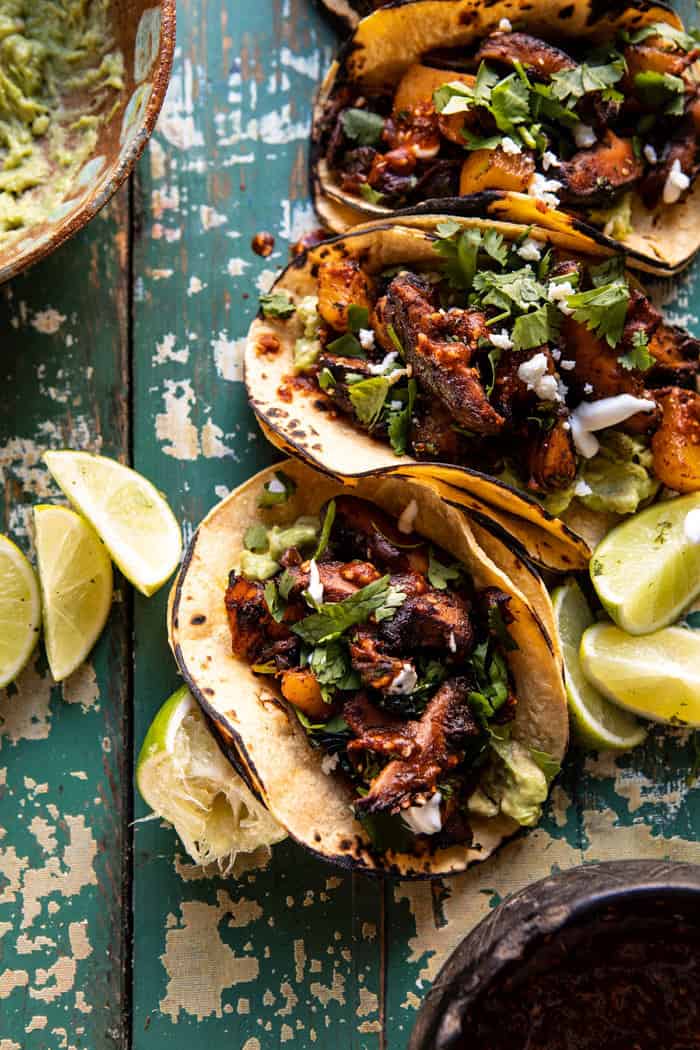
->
<box><xmin>498</xmin><ymin>16</ymin><xmax>512</xmax><ymax>31</ymax></box>
<box><xmin>573</xmin><ymin>122</ymin><xmax>596</xmax><ymax>149</ymax></box>
<box><xmin>389</xmin><ymin>399</ymin><xmax>404</xmax><ymax>411</ymax></box>
<box><xmin>547</xmin><ymin>280</ymin><xmax>575</xmax><ymax>315</ymax></box>
<box><xmin>551</xmin><ymin>348</ymin><xmax>561</xmax><ymax>362</ymax></box>
<box><xmin>388</xmin><ymin>664</ymin><xmax>419</xmax><ymax>695</ymax></box>
<box><xmin>307</xmin><ymin>559</ymin><xmax>324</xmax><ymax>605</ymax></box>
<box><xmin>684</xmin><ymin>508</ymin><xmax>700</xmax><ymax>544</ymax></box>
<box><xmin>663</xmin><ymin>158</ymin><xmax>690</xmax><ymax>204</ymax></box>
<box><xmin>402</xmin><ymin>793</ymin><xmax>443</xmax><ymax>835</ymax></box>
<box><xmin>559</xmin><ymin>359</ymin><xmax>575</xmax><ymax>371</ymax></box>
<box><xmin>583</xmin><ymin>382</ymin><xmax>593</xmax><ymax>394</ymax></box>
<box><xmin>574</xmin><ymin>479</ymin><xmax>593</xmax><ymax>497</ymax></box>
<box><xmin>570</xmin><ymin>395</ymin><xmax>656</xmax><ymax>458</ymax></box>
<box><xmin>398</xmin><ymin>499</ymin><xmax>419</xmax><ymax>534</ymax></box>
<box><xmin>517</xmin><ymin>353</ymin><xmax>562</xmax><ymax>402</ymax></box>
<box><xmin>368</xmin><ymin>351</ymin><xmax>399</xmax><ymax>375</ymax></box>
<box><xmin>562</xmin><ymin>420</ymin><xmax>571</xmax><ymax>431</ymax></box>
<box><xmin>321</xmin><ymin>752</ymin><xmax>340</xmax><ymax>775</ymax></box>
<box><xmin>501</xmin><ymin>135</ymin><xmax>522</xmax><ymax>155</ymax></box>
<box><xmin>267</xmin><ymin>476</ymin><xmax>286</xmax><ymax>494</ymax></box>
<box><xmin>490</xmin><ymin>328</ymin><xmax>514</xmax><ymax>351</ymax></box>
<box><xmin>541</xmin><ymin>150</ymin><xmax>560</xmax><ymax>171</ymax></box>
<box><xmin>643</xmin><ymin>144</ymin><xmax>658</xmax><ymax>165</ymax></box>
<box><xmin>448</xmin><ymin>631</ymin><xmax>457</xmax><ymax>654</ymax></box>
<box><xmin>528</xmin><ymin>173</ymin><xmax>562</xmax><ymax>208</ymax></box>
<box><xmin>358</xmin><ymin>328</ymin><xmax>375</xmax><ymax>351</ymax></box>
<box><xmin>517</xmin><ymin>237</ymin><xmax>542</xmax><ymax>261</ymax></box>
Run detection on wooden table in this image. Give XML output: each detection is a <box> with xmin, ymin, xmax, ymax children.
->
<box><xmin>1</xmin><ymin>1</ymin><xmax>699</xmax><ymax>1046</ymax></box>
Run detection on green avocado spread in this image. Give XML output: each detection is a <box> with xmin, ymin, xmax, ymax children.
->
<box><xmin>0</xmin><ymin>0</ymin><xmax>124</xmax><ymax>242</ymax></box>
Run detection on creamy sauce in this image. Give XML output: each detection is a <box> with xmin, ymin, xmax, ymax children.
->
<box><xmin>0</xmin><ymin>0</ymin><xmax>124</xmax><ymax>242</ymax></box>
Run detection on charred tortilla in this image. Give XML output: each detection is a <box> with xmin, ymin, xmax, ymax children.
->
<box><xmin>170</xmin><ymin>460</ymin><xmax>568</xmax><ymax>878</ymax></box>
<box><xmin>312</xmin><ymin>0</ymin><xmax>700</xmax><ymax>274</ymax></box>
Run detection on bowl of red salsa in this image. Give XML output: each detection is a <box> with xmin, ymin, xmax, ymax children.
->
<box><xmin>409</xmin><ymin>860</ymin><xmax>700</xmax><ymax>1050</ymax></box>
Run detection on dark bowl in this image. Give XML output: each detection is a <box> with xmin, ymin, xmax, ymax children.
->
<box><xmin>409</xmin><ymin>859</ymin><xmax>700</xmax><ymax>1050</ymax></box>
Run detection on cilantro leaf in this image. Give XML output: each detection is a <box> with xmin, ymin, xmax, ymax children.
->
<box><xmin>347</xmin><ymin>304</ymin><xmax>370</xmax><ymax>333</ymax></box>
<box><xmin>628</xmin><ymin>21</ymin><xmax>699</xmax><ymax>53</ymax></box>
<box><xmin>467</xmin><ymin>643</ymin><xmax>510</xmax><ymax>723</ymax></box>
<box><xmin>326</xmin><ymin>331</ymin><xmax>366</xmax><ymax>358</ymax></box>
<box><xmin>278</xmin><ymin>568</ymin><xmax>295</xmax><ymax>600</ymax></box>
<box><xmin>461</xmin><ymin>130</ymin><xmax>505</xmax><ymax>151</ymax></box>
<box><xmin>435</xmin><ymin>219</ymin><xmax>461</xmax><ymax>238</ymax></box>
<box><xmin>314</xmin><ymin>500</ymin><xmax>336</xmax><ymax>559</ymax></box>
<box><xmin>619</xmin><ymin>329</ymin><xmax>655</xmax><ymax>371</ymax></box>
<box><xmin>550</xmin><ymin>60</ymin><xmax>625</xmax><ymax>103</ymax></box>
<box><xmin>387</xmin><ymin>378</ymin><xmax>417</xmax><ymax>456</ymax></box>
<box><xmin>259</xmin><ymin>471</ymin><xmax>297</xmax><ymax>507</ymax></box>
<box><xmin>633</xmin><ymin>71</ymin><xmax>686</xmax><ymax>113</ymax></box>
<box><xmin>511</xmin><ymin>304</ymin><xmax>558</xmax><ymax>351</ymax></box>
<box><xmin>490</xmin><ymin>73</ymin><xmax>530</xmax><ymax>132</ymax></box>
<box><xmin>341</xmin><ymin>108</ymin><xmax>384</xmax><ymax>146</ymax></box>
<box><xmin>318</xmin><ymin>367</ymin><xmax>336</xmax><ymax>392</ymax></box>
<box><xmin>473</xmin><ymin>266</ymin><xmax>546</xmax><ymax>315</ymax></box>
<box><xmin>309</xmin><ymin>640</ymin><xmax>360</xmax><ymax>703</ymax></box>
<box><xmin>435</xmin><ymin>227</ymin><xmax>507</xmax><ymax>291</ymax></box>
<box><xmin>348</xmin><ymin>376</ymin><xmax>392</xmax><ymax>428</ymax></box>
<box><xmin>483</xmin><ymin>229</ymin><xmax>508</xmax><ymax>266</ymax></box>
<box><xmin>264</xmin><ymin>580</ymin><xmax>286</xmax><ymax>623</ymax></box>
<box><xmin>387</xmin><ymin>324</ymin><xmax>405</xmax><ymax>355</ymax></box>
<box><xmin>292</xmin><ymin>575</ymin><xmax>407</xmax><ymax>645</ymax></box>
<box><xmin>427</xmin><ymin>547</ymin><xmax>462</xmax><ymax>590</ymax></box>
<box><xmin>244</xmin><ymin>523</ymin><xmax>269</xmax><ymax>553</ymax></box>
<box><xmin>589</xmin><ymin>256</ymin><xmax>626</xmax><ymax>287</ymax></box>
<box><xmin>565</xmin><ymin>280</ymin><xmax>630</xmax><ymax>347</ymax></box>
<box><xmin>260</xmin><ymin>291</ymin><xmax>296</xmax><ymax>319</ymax></box>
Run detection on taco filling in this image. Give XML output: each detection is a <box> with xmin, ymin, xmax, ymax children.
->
<box><xmin>224</xmin><ymin>489</ymin><xmax>557</xmax><ymax>844</ymax></box>
<box><xmin>319</xmin><ymin>18</ymin><xmax>700</xmax><ymax>232</ymax></box>
<box><xmin>260</xmin><ymin>224</ymin><xmax>700</xmax><ymax>518</ymax></box>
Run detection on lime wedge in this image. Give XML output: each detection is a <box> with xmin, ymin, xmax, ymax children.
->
<box><xmin>552</xmin><ymin>580</ymin><xmax>646</xmax><ymax>751</ymax></box>
<box><xmin>44</xmin><ymin>450</ymin><xmax>182</xmax><ymax>597</ymax></box>
<box><xmin>0</xmin><ymin>535</ymin><xmax>41</xmax><ymax>688</ymax></box>
<box><xmin>34</xmin><ymin>505</ymin><xmax>113</xmax><ymax>682</ymax></box>
<box><xmin>136</xmin><ymin>687</ymin><xmax>285</xmax><ymax>868</ymax></box>
<box><xmin>580</xmin><ymin>622</ymin><xmax>700</xmax><ymax>727</ymax></box>
<box><xmin>590</xmin><ymin>493</ymin><xmax>700</xmax><ymax>635</ymax></box>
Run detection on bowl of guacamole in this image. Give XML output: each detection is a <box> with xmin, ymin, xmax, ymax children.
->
<box><xmin>0</xmin><ymin>0</ymin><xmax>175</xmax><ymax>283</ymax></box>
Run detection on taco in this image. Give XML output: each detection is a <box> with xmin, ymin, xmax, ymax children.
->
<box><xmin>311</xmin><ymin>0</ymin><xmax>700</xmax><ymax>273</ymax></box>
<box><xmin>245</xmin><ymin>214</ymin><xmax>700</xmax><ymax>564</ymax></box>
<box><xmin>170</xmin><ymin>460</ymin><xmax>568</xmax><ymax>877</ymax></box>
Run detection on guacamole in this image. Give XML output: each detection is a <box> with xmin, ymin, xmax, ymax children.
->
<box><xmin>0</xmin><ymin>0</ymin><xmax>124</xmax><ymax>242</ymax></box>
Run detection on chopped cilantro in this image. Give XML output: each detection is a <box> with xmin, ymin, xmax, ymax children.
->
<box><xmin>260</xmin><ymin>290</ymin><xmax>296</xmax><ymax>319</ymax></box>
<box><xmin>348</xmin><ymin>376</ymin><xmax>393</xmax><ymax>428</ymax></box>
<box><xmin>512</xmin><ymin>304</ymin><xmax>558</xmax><ymax>351</ymax></box>
<box><xmin>633</xmin><ymin>71</ymin><xmax>686</xmax><ymax>114</ymax></box>
<box><xmin>427</xmin><ymin>547</ymin><xmax>462</xmax><ymax>590</ymax></box>
<box><xmin>264</xmin><ymin>579</ymin><xmax>286</xmax><ymax>623</ymax></box>
<box><xmin>565</xmin><ymin>280</ymin><xmax>630</xmax><ymax>347</ymax></box>
<box><xmin>318</xmin><ymin>367</ymin><xmax>336</xmax><ymax>392</ymax></box>
<box><xmin>589</xmin><ymin>256</ymin><xmax>626</xmax><ymax>287</ymax></box>
<box><xmin>472</xmin><ymin>266</ymin><xmax>546</xmax><ymax>315</ymax></box>
<box><xmin>326</xmin><ymin>331</ymin><xmax>366</xmax><ymax>358</ymax></box>
<box><xmin>435</xmin><ymin>225</ymin><xmax>507</xmax><ymax>290</ymax></box>
<box><xmin>387</xmin><ymin>323</ymin><xmax>405</xmax><ymax>355</ymax></box>
<box><xmin>467</xmin><ymin>642</ymin><xmax>510</xmax><ymax>723</ymax></box>
<box><xmin>348</xmin><ymin>304</ymin><xmax>370</xmax><ymax>333</ymax></box>
<box><xmin>489</xmin><ymin>72</ymin><xmax>530</xmax><ymax>132</ymax></box>
<box><xmin>550</xmin><ymin>60</ymin><xmax>625</xmax><ymax>103</ymax></box>
<box><xmin>628</xmin><ymin>21</ymin><xmax>699</xmax><ymax>53</ymax></box>
<box><xmin>259</xmin><ymin>470</ymin><xmax>297</xmax><ymax>507</ymax></box>
<box><xmin>314</xmin><ymin>500</ymin><xmax>336</xmax><ymax>559</ymax></box>
<box><xmin>488</xmin><ymin>604</ymin><xmax>518</xmax><ymax>652</ymax></box>
<box><xmin>341</xmin><ymin>108</ymin><xmax>384</xmax><ymax>146</ymax></box>
<box><xmin>484</xmin><ymin>346</ymin><xmax>501</xmax><ymax>398</ymax></box>
<box><xmin>292</xmin><ymin>575</ymin><xmax>407</xmax><ymax>645</ymax></box>
<box><xmin>461</xmin><ymin>130</ymin><xmax>504</xmax><ymax>151</ymax></box>
<box><xmin>309</xmin><ymin>640</ymin><xmax>360</xmax><ymax>703</ymax></box>
<box><xmin>278</xmin><ymin>568</ymin><xmax>295</xmax><ymax>600</ymax></box>
<box><xmin>387</xmin><ymin>378</ymin><xmax>417</xmax><ymax>456</ymax></box>
<box><xmin>619</xmin><ymin>330</ymin><xmax>655</xmax><ymax>371</ymax></box>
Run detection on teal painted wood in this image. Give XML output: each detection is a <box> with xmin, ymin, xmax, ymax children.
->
<box><xmin>0</xmin><ymin>193</ymin><xmax>131</xmax><ymax>1047</ymax></box>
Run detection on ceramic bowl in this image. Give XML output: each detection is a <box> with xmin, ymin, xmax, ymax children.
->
<box><xmin>409</xmin><ymin>859</ymin><xmax>700</xmax><ymax>1050</ymax></box>
<box><xmin>0</xmin><ymin>0</ymin><xmax>175</xmax><ymax>284</ymax></box>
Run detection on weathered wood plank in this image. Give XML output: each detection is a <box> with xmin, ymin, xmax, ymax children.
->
<box><xmin>129</xmin><ymin>1</ymin><xmax>386</xmax><ymax>1046</ymax></box>
<box><xmin>0</xmin><ymin>191</ymin><xmax>131</xmax><ymax>1049</ymax></box>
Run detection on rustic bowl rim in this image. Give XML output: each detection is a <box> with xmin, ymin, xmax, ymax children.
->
<box><xmin>0</xmin><ymin>0</ymin><xmax>176</xmax><ymax>286</ymax></box>
<box><xmin>408</xmin><ymin>858</ymin><xmax>700</xmax><ymax>1050</ymax></box>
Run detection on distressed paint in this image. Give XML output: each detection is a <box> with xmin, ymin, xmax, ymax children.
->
<box><xmin>1</xmin><ymin>0</ymin><xmax>700</xmax><ymax>1047</ymax></box>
